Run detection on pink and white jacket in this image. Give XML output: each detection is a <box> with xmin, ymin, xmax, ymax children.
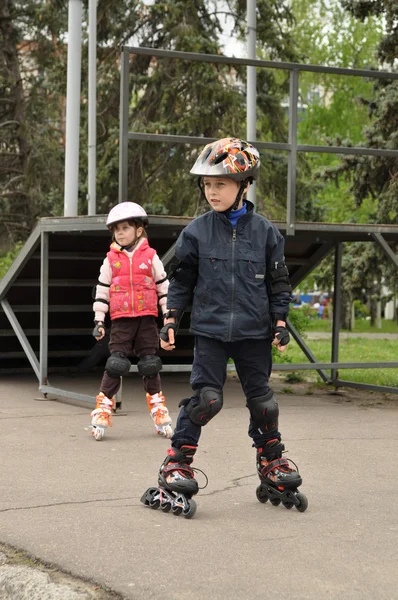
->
<box><xmin>93</xmin><ymin>238</ymin><xmax>169</xmax><ymax>322</ymax></box>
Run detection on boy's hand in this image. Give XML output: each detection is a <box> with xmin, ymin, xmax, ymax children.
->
<box><xmin>160</xmin><ymin>320</ymin><xmax>176</xmax><ymax>351</ymax></box>
<box><xmin>272</xmin><ymin>321</ymin><xmax>290</xmax><ymax>353</ymax></box>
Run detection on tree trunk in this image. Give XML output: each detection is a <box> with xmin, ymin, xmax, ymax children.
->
<box><xmin>376</xmin><ymin>300</ymin><xmax>382</xmax><ymax>329</ymax></box>
<box><xmin>341</xmin><ymin>292</ymin><xmax>352</xmax><ymax>330</ymax></box>
<box><xmin>370</xmin><ymin>298</ymin><xmax>377</xmax><ymax>327</ymax></box>
<box><xmin>351</xmin><ymin>301</ymin><xmax>356</xmax><ymax>330</ymax></box>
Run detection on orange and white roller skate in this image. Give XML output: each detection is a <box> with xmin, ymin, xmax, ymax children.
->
<box><xmin>146</xmin><ymin>392</ymin><xmax>173</xmax><ymax>439</ymax></box>
<box><xmin>90</xmin><ymin>393</ymin><xmax>114</xmax><ymax>441</ymax></box>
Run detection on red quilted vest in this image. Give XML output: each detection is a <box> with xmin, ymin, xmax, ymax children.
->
<box><xmin>107</xmin><ymin>240</ymin><xmax>158</xmax><ymax>319</ymax></box>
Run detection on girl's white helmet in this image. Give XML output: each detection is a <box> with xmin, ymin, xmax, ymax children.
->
<box><xmin>106</xmin><ymin>202</ymin><xmax>148</xmax><ymax>229</ymax></box>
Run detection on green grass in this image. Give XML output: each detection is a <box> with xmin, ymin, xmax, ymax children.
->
<box><xmin>304</xmin><ymin>318</ymin><xmax>398</xmax><ymax>334</ymax></box>
<box><xmin>274</xmin><ymin>338</ymin><xmax>398</xmax><ymax>388</ymax></box>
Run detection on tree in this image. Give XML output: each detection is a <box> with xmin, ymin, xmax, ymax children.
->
<box><xmin>291</xmin><ymin>0</ymin><xmax>384</xmax><ymax>224</ymax></box>
<box><xmin>1</xmin><ymin>0</ymin><xmax>320</xmax><ymax>249</ymax></box>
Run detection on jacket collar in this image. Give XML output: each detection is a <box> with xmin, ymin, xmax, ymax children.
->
<box><xmin>213</xmin><ymin>200</ymin><xmax>254</xmax><ymax>226</ymax></box>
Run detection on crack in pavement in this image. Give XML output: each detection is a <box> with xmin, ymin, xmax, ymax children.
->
<box><xmin>0</xmin><ymin>497</ymin><xmax>141</xmax><ymax>513</ymax></box>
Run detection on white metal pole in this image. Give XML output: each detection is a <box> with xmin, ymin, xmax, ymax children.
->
<box><xmin>88</xmin><ymin>0</ymin><xmax>97</xmax><ymax>215</ymax></box>
<box><xmin>64</xmin><ymin>0</ymin><xmax>83</xmax><ymax>217</ymax></box>
<box><xmin>246</xmin><ymin>0</ymin><xmax>257</xmax><ymax>205</ymax></box>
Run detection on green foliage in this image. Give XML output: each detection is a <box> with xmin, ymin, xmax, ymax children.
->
<box><xmin>289</xmin><ymin>304</ymin><xmax>312</xmax><ymax>335</ymax></box>
<box><xmin>1</xmin><ymin>0</ymin><xmax>306</xmax><ymax>244</ymax></box>
<box><xmin>291</xmin><ymin>0</ymin><xmax>384</xmax><ymax>225</ymax></box>
<box><xmin>0</xmin><ymin>242</ymin><xmax>23</xmax><ymax>279</ymax></box>
<box><xmin>353</xmin><ymin>299</ymin><xmax>369</xmax><ymax>319</ymax></box>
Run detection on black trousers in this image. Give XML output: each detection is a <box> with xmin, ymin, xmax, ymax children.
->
<box><xmin>171</xmin><ymin>335</ymin><xmax>281</xmax><ymax>449</ymax></box>
<box><xmin>99</xmin><ymin>316</ymin><xmax>161</xmax><ymax>398</ymax></box>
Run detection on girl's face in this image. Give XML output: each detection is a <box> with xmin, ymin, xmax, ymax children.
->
<box><xmin>113</xmin><ymin>221</ymin><xmax>142</xmax><ymax>247</ymax></box>
<box><xmin>203</xmin><ymin>177</ymin><xmax>241</xmax><ymax>212</ymax></box>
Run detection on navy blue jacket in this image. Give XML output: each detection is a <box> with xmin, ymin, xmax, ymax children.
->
<box><xmin>168</xmin><ymin>202</ymin><xmax>291</xmax><ymax>342</ymax></box>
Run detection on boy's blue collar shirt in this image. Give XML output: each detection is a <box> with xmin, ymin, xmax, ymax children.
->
<box><xmin>227</xmin><ymin>202</ymin><xmax>248</xmax><ymax>228</ymax></box>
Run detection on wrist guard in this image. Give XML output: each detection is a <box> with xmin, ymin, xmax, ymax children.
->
<box><xmin>160</xmin><ymin>322</ymin><xmax>178</xmax><ymax>342</ymax></box>
<box><xmin>273</xmin><ymin>325</ymin><xmax>290</xmax><ymax>346</ymax></box>
<box><xmin>93</xmin><ymin>321</ymin><xmax>105</xmax><ymax>338</ymax></box>
<box><xmin>163</xmin><ymin>309</ymin><xmax>184</xmax><ymax>327</ymax></box>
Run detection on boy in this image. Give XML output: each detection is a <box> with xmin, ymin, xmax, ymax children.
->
<box><xmin>141</xmin><ymin>138</ymin><xmax>307</xmax><ymax>516</ymax></box>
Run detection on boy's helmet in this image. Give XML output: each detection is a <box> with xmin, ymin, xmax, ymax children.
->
<box><xmin>106</xmin><ymin>202</ymin><xmax>148</xmax><ymax>229</ymax></box>
<box><xmin>190</xmin><ymin>137</ymin><xmax>260</xmax><ymax>181</ymax></box>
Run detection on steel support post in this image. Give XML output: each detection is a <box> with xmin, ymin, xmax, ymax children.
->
<box><xmin>246</xmin><ymin>0</ymin><xmax>257</xmax><ymax>205</ymax></box>
<box><xmin>64</xmin><ymin>0</ymin><xmax>83</xmax><ymax>217</ymax></box>
<box><xmin>1</xmin><ymin>299</ymin><xmax>40</xmax><ymax>379</ymax></box>
<box><xmin>372</xmin><ymin>233</ymin><xmax>398</xmax><ymax>268</ymax></box>
<box><xmin>39</xmin><ymin>232</ymin><xmax>49</xmax><ymax>386</ymax></box>
<box><xmin>119</xmin><ymin>48</ymin><xmax>130</xmax><ymax>203</ymax></box>
<box><xmin>331</xmin><ymin>243</ymin><xmax>343</xmax><ymax>382</ymax></box>
<box><xmin>286</xmin><ymin>318</ymin><xmax>330</xmax><ymax>382</ymax></box>
<box><xmin>88</xmin><ymin>0</ymin><xmax>97</xmax><ymax>215</ymax></box>
<box><xmin>287</xmin><ymin>69</ymin><xmax>298</xmax><ymax>236</ymax></box>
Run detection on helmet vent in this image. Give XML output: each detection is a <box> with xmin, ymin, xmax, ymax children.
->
<box><xmin>213</xmin><ymin>152</ymin><xmax>229</xmax><ymax>165</ymax></box>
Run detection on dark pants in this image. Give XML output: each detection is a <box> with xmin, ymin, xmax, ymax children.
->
<box><xmin>171</xmin><ymin>335</ymin><xmax>281</xmax><ymax>449</ymax></box>
<box><xmin>99</xmin><ymin>316</ymin><xmax>161</xmax><ymax>398</ymax></box>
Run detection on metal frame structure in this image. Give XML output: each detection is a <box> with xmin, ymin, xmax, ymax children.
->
<box><xmin>119</xmin><ymin>46</ymin><xmax>398</xmax><ymax>236</ymax></box>
<box><xmin>1</xmin><ymin>218</ymin><xmax>398</xmax><ymax>407</ymax></box>
<box><xmin>117</xmin><ymin>46</ymin><xmax>398</xmax><ymax>395</ymax></box>
<box><xmin>1</xmin><ymin>48</ymin><xmax>398</xmax><ymax>406</ymax></box>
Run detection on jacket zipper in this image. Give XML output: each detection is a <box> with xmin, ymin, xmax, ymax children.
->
<box><xmin>228</xmin><ymin>228</ymin><xmax>237</xmax><ymax>341</ymax></box>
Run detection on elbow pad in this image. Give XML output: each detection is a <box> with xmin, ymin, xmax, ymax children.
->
<box><xmin>267</xmin><ymin>263</ymin><xmax>292</xmax><ymax>295</ymax></box>
<box><xmin>170</xmin><ymin>262</ymin><xmax>198</xmax><ymax>289</ymax></box>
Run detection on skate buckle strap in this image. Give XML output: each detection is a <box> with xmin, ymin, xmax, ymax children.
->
<box><xmin>163</xmin><ymin>462</ymin><xmax>194</xmax><ymax>477</ymax></box>
<box><xmin>148</xmin><ymin>392</ymin><xmax>165</xmax><ymax>405</ymax></box>
<box><xmin>261</xmin><ymin>458</ymin><xmax>289</xmax><ymax>476</ymax></box>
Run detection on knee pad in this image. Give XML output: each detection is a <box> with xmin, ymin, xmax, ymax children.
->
<box><xmin>105</xmin><ymin>352</ymin><xmax>131</xmax><ymax>378</ymax></box>
<box><xmin>246</xmin><ymin>390</ymin><xmax>279</xmax><ymax>433</ymax></box>
<box><xmin>180</xmin><ymin>387</ymin><xmax>223</xmax><ymax>426</ymax></box>
<box><xmin>137</xmin><ymin>355</ymin><xmax>162</xmax><ymax>378</ymax></box>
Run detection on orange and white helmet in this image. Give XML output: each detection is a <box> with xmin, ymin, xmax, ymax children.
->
<box><xmin>106</xmin><ymin>202</ymin><xmax>148</xmax><ymax>229</ymax></box>
<box><xmin>190</xmin><ymin>137</ymin><xmax>260</xmax><ymax>181</ymax></box>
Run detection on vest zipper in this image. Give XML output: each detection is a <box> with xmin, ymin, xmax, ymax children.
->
<box><xmin>129</xmin><ymin>256</ymin><xmax>134</xmax><ymax>314</ymax></box>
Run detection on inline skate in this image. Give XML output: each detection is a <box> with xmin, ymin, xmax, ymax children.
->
<box><xmin>146</xmin><ymin>392</ymin><xmax>173</xmax><ymax>439</ymax></box>
<box><xmin>255</xmin><ymin>439</ymin><xmax>308</xmax><ymax>512</ymax></box>
<box><xmin>141</xmin><ymin>445</ymin><xmax>201</xmax><ymax>519</ymax></box>
<box><xmin>90</xmin><ymin>392</ymin><xmax>114</xmax><ymax>441</ymax></box>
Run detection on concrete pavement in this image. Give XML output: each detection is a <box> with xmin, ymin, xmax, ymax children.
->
<box><xmin>1</xmin><ymin>372</ymin><xmax>398</xmax><ymax>599</ymax></box>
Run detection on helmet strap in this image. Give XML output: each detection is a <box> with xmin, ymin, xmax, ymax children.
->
<box><xmin>223</xmin><ymin>179</ymin><xmax>251</xmax><ymax>217</ymax></box>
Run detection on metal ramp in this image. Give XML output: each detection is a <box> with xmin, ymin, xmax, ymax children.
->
<box><xmin>1</xmin><ymin>216</ymin><xmax>398</xmax><ymax>403</ymax></box>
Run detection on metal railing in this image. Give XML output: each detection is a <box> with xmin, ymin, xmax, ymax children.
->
<box><xmin>119</xmin><ymin>46</ymin><xmax>398</xmax><ymax>235</ymax></box>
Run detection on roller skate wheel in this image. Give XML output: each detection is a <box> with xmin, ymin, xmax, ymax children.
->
<box><xmin>256</xmin><ymin>485</ymin><xmax>269</xmax><ymax>504</ymax></box>
<box><xmin>282</xmin><ymin>501</ymin><xmax>294</xmax><ymax>509</ymax></box>
<box><xmin>296</xmin><ymin>492</ymin><xmax>308</xmax><ymax>513</ymax></box>
<box><xmin>270</xmin><ymin>498</ymin><xmax>281</xmax><ymax>507</ymax></box>
<box><xmin>140</xmin><ymin>487</ymin><xmax>158</xmax><ymax>507</ymax></box>
<box><xmin>160</xmin><ymin>502</ymin><xmax>171</xmax><ymax>513</ymax></box>
<box><xmin>92</xmin><ymin>426</ymin><xmax>104</xmax><ymax>441</ymax></box>
<box><xmin>183</xmin><ymin>498</ymin><xmax>197</xmax><ymax>519</ymax></box>
<box><xmin>149</xmin><ymin>498</ymin><xmax>160</xmax><ymax>510</ymax></box>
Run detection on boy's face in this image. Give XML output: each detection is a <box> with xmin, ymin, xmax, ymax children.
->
<box><xmin>203</xmin><ymin>177</ymin><xmax>241</xmax><ymax>212</ymax></box>
<box><xmin>113</xmin><ymin>221</ymin><xmax>142</xmax><ymax>247</ymax></box>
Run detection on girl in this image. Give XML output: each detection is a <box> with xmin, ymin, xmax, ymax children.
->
<box><xmin>90</xmin><ymin>202</ymin><xmax>172</xmax><ymax>440</ymax></box>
